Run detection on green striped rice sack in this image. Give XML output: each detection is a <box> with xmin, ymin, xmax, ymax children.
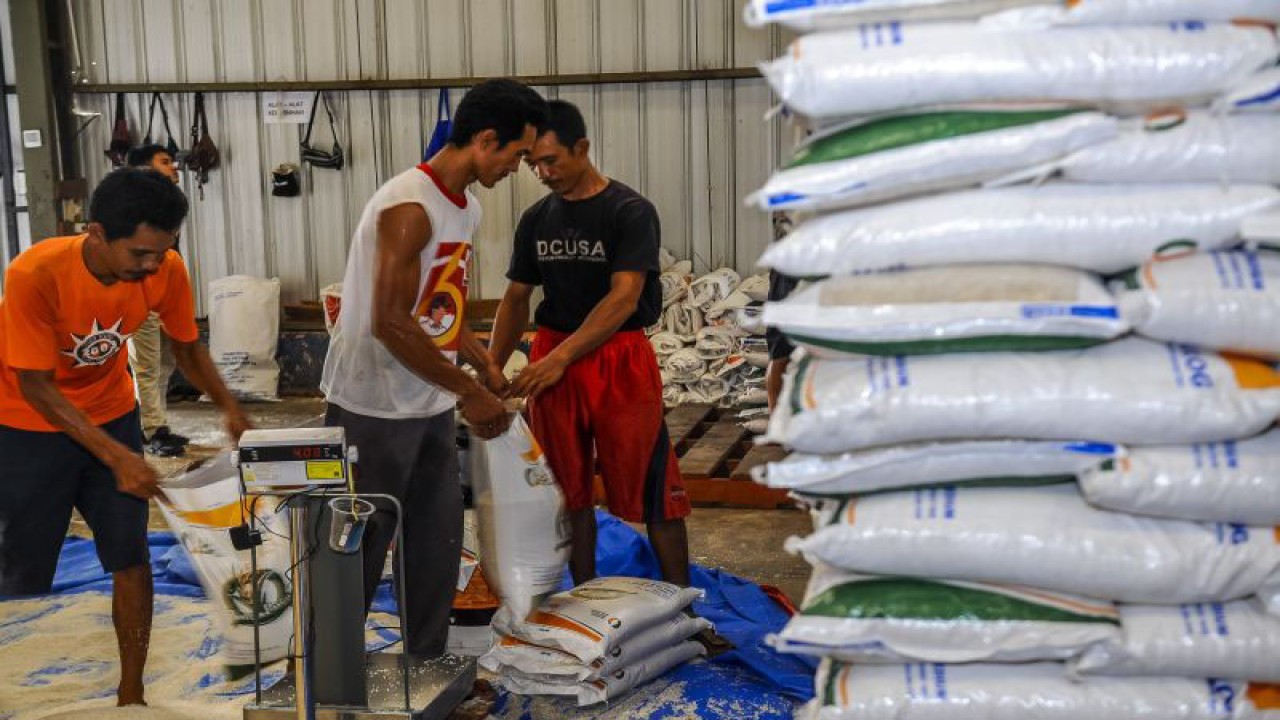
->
<box><xmin>770</xmin><ymin>562</ymin><xmax>1120</xmax><ymax>664</ymax></box>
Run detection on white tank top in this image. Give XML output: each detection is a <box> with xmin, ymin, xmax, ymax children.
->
<box><xmin>321</xmin><ymin>164</ymin><xmax>481</xmax><ymax>419</ymax></box>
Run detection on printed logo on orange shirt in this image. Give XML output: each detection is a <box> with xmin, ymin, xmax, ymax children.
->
<box><xmin>415</xmin><ymin>242</ymin><xmax>470</xmax><ymax>352</ymax></box>
<box><xmin>62</xmin><ymin>318</ymin><xmax>130</xmax><ymax>368</ymax></box>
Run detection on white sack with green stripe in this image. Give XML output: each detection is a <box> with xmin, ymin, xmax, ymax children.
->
<box><xmin>763</xmin><ymin>265</ymin><xmax>1125</xmax><ymax>357</ymax></box>
<box><xmin>746</xmin><ymin>110</ymin><xmax>1115</xmax><ymax>211</ymax></box>
<box><xmin>804</xmin><ymin>660</ymin><xmax>1280</xmax><ymax>720</ymax></box>
<box><xmin>757</xmin><ymin>184</ymin><xmax>1280</xmax><ymax>278</ymax></box>
<box><xmin>770</xmin><ymin>562</ymin><xmax>1119</xmax><ymax>664</ymax></box>
<box><xmin>755</xmin><ymin>440</ymin><xmax>1113</xmax><ymax>496</ymax></box>
<box><xmin>762</xmin><ymin>22</ymin><xmax>1278</xmax><ymax>119</ymax></box>
<box><xmin>1058</xmin><ymin>113</ymin><xmax>1280</xmax><ymax>185</ymax></box>
<box><xmin>1116</xmin><ymin>250</ymin><xmax>1280</xmax><ymax>360</ymax></box>
<box><xmin>766</xmin><ymin>338</ymin><xmax>1280</xmax><ymax>454</ymax></box>
<box><xmin>1080</xmin><ymin>430</ymin><xmax>1280</xmax><ymax>526</ymax></box>
<box><xmin>1072</xmin><ymin>599</ymin><xmax>1280</xmax><ymax>682</ymax></box>
<box><xmin>787</xmin><ymin>484</ymin><xmax>1280</xmax><ymax>603</ymax></box>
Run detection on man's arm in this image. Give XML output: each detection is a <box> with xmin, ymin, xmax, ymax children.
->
<box><xmin>372</xmin><ymin>203</ymin><xmax>510</xmax><ymax>438</ymax></box>
<box><xmin>458</xmin><ymin>325</ymin><xmax>507</xmax><ymax>395</ymax></box>
<box><xmin>169</xmin><ymin>339</ymin><xmax>252</xmax><ymax>442</ymax></box>
<box><xmin>489</xmin><ymin>281</ymin><xmax>535</xmax><ymax>371</ymax></box>
<box><xmin>17</xmin><ymin>371</ymin><xmax>161</xmax><ymax>499</ymax></box>
<box><xmin>509</xmin><ymin>271</ymin><xmax>645</xmax><ymax>399</ymax></box>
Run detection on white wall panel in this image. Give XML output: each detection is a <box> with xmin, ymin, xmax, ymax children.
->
<box><xmin>69</xmin><ymin>0</ymin><xmax>791</xmax><ymax>313</ymax></box>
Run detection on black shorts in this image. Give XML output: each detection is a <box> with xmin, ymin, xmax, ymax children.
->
<box><xmin>0</xmin><ymin>408</ymin><xmax>149</xmax><ymax>596</ymax></box>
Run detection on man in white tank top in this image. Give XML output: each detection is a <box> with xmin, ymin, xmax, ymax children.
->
<box><xmin>320</xmin><ymin>79</ymin><xmax>547</xmax><ymax>657</ymax></box>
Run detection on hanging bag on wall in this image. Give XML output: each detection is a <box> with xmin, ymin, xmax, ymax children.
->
<box><xmin>186</xmin><ymin>92</ymin><xmax>221</xmax><ymax>198</ymax></box>
<box><xmin>422</xmin><ymin>88</ymin><xmax>452</xmax><ymax>161</ymax></box>
<box><xmin>143</xmin><ymin>93</ymin><xmax>183</xmax><ymax>159</ymax></box>
<box><xmin>300</xmin><ymin>91</ymin><xmax>344</xmax><ymax>170</ymax></box>
<box><xmin>105</xmin><ymin>92</ymin><xmax>132</xmax><ymax>167</ymax></box>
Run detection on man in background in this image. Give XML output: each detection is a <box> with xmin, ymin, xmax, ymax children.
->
<box><xmin>489</xmin><ymin>100</ymin><xmax>693</xmax><ymax>588</ymax></box>
<box><xmin>126</xmin><ymin>144</ymin><xmax>188</xmax><ymax>457</ymax></box>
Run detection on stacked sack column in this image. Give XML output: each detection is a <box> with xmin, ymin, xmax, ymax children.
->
<box><xmin>743</xmin><ymin>1</ymin><xmax>1280</xmax><ymax>718</ymax></box>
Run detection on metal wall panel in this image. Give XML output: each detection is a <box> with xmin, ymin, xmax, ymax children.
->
<box><xmin>68</xmin><ymin>0</ymin><xmax>788</xmax><ymax>313</ymax></box>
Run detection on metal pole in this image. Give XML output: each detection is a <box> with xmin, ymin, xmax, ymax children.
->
<box><xmin>288</xmin><ymin>502</ymin><xmax>313</xmax><ymax>720</ymax></box>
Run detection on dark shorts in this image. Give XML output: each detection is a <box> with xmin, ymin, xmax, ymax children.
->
<box><xmin>0</xmin><ymin>409</ymin><xmax>148</xmax><ymax>596</ymax></box>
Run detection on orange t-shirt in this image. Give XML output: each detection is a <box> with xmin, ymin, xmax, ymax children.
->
<box><xmin>0</xmin><ymin>235</ymin><xmax>200</xmax><ymax>431</ymax></box>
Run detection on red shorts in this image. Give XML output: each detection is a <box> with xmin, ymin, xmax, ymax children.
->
<box><xmin>528</xmin><ymin>328</ymin><xmax>691</xmax><ymax>524</ymax></box>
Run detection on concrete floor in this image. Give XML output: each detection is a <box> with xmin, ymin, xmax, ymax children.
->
<box><xmin>117</xmin><ymin>396</ymin><xmax>813</xmax><ymax>605</ymax></box>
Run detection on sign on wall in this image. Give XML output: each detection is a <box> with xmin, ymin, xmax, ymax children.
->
<box><xmin>261</xmin><ymin>92</ymin><xmax>314</xmax><ymax>124</ymax></box>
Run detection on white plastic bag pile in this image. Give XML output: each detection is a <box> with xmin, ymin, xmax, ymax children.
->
<box><xmin>744</xmin><ymin>1</ymin><xmax>1280</xmax><ymax>717</ymax></box>
<box><xmin>481</xmin><ymin>577</ymin><xmax>709</xmax><ymax>706</ymax></box>
<box><xmin>650</xmin><ymin>256</ymin><xmax>771</xmax><ymax>414</ymax></box>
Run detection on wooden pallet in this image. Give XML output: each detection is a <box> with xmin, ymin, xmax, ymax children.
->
<box><xmin>593</xmin><ymin>404</ymin><xmax>794</xmax><ymax>510</ymax></box>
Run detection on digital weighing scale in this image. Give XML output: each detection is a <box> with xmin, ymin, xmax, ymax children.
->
<box><xmin>235</xmin><ymin>427</ymin><xmax>476</xmax><ymax>720</ymax></box>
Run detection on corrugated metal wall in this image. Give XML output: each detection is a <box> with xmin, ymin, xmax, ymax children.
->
<box><xmin>68</xmin><ymin>0</ymin><xmax>794</xmax><ymax>313</ymax></box>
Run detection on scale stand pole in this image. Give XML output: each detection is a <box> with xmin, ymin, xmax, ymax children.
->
<box><xmin>289</xmin><ymin>502</ymin><xmax>314</xmax><ymax>720</ymax></box>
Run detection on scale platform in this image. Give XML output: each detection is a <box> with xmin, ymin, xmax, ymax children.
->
<box><xmin>243</xmin><ymin>653</ymin><xmax>476</xmax><ymax>720</ymax></box>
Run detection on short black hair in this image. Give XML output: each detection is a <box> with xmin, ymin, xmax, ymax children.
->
<box><xmin>89</xmin><ymin>168</ymin><xmax>189</xmax><ymax>241</ymax></box>
<box><xmin>126</xmin><ymin>144</ymin><xmax>174</xmax><ymax>168</ymax></box>
<box><xmin>542</xmin><ymin>100</ymin><xmax>588</xmax><ymax>148</ymax></box>
<box><xmin>429</xmin><ymin>295</ymin><xmax>450</xmax><ymax>312</ymax></box>
<box><xmin>448</xmin><ymin>79</ymin><xmax>547</xmax><ymax>149</ymax></box>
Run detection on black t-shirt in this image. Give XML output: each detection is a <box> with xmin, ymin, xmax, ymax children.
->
<box><xmin>508</xmin><ymin>180</ymin><xmax>663</xmax><ymax>333</ymax></box>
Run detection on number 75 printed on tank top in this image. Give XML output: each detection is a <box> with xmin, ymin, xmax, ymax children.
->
<box><xmin>415</xmin><ymin>241</ymin><xmax>470</xmax><ymax>352</ymax></box>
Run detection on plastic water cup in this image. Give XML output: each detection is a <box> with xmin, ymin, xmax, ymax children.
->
<box><xmin>327</xmin><ymin>496</ymin><xmax>374</xmax><ymax>554</ymax></box>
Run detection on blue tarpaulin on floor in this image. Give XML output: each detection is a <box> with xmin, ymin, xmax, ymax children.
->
<box><xmin>32</xmin><ymin>510</ymin><xmax>815</xmax><ymax>716</ymax></box>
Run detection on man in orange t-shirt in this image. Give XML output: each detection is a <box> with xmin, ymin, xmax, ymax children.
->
<box><xmin>0</xmin><ymin>168</ymin><xmax>251</xmax><ymax>707</ymax></box>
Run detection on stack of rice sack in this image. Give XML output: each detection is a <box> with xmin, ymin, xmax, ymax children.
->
<box><xmin>741</xmin><ymin>0</ymin><xmax>1280</xmax><ymax>717</ymax></box>
<box><xmin>479</xmin><ymin>577</ymin><xmax>711</xmax><ymax>706</ymax></box>
<box><xmin>649</xmin><ymin>254</ymin><xmax>772</xmax><ymax>413</ymax></box>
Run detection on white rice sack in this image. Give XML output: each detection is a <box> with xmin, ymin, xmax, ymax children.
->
<box><xmin>481</xmin><ymin>613</ymin><xmax>710</xmax><ymax>682</ymax></box>
<box><xmin>743</xmin><ymin>0</ymin><xmax>1043</xmax><ymax>30</ymax></box>
<box><xmin>758</xmin><ymin>184</ymin><xmax>1280</xmax><ymax>278</ymax></box>
<box><xmin>1080</xmin><ymin>430</ymin><xmax>1280</xmax><ymax>526</ymax></box>
<box><xmin>763</xmin><ymin>23</ymin><xmax>1278</xmax><ymax>119</ymax></box>
<box><xmin>767</xmin><ymin>338</ymin><xmax>1280</xmax><ymax>454</ymax></box>
<box><xmin>664</xmin><ymin>348</ymin><xmax>706</xmax><ymax>383</ymax></box>
<box><xmin>663</xmin><ymin>302</ymin><xmax>704</xmax><ymax>341</ymax></box>
<box><xmin>207</xmin><ymin>275</ymin><xmax>281</xmax><ymax>401</ymax></box>
<box><xmin>1061</xmin><ymin>113</ymin><xmax>1280</xmax><ymax>185</ymax></box>
<box><xmin>492</xmin><ymin>577</ymin><xmax>703</xmax><ymax>664</ymax></box>
<box><xmin>756</xmin><ymin>440</ymin><xmax>1114</xmax><ymax>496</ymax></box>
<box><xmin>770</xmin><ymin>562</ymin><xmax>1120</xmax><ymax>664</ymax></box>
<box><xmin>500</xmin><ymin>641</ymin><xmax>705</xmax><ymax>706</ymax></box>
<box><xmin>659</xmin><ymin>270</ymin><xmax>690</xmax><ymax>307</ymax></box>
<box><xmin>156</xmin><ymin>455</ymin><xmax>293</xmax><ymax>667</ymax></box>
<box><xmin>471</xmin><ymin>416</ymin><xmax>571</xmax><ymax>621</ymax></box>
<box><xmin>649</xmin><ymin>331</ymin><xmax>685</xmax><ymax>358</ymax></box>
<box><xmin>1216</xmin><ymin>68</ymin><xmax>1280</xmax><ymax>114</ymax></box>
<box><xmin>1116</xmin><ymin>250</ymin><xmax>1280</xmax><ymax>359</ymax></box>
<box><xmin>689</xmin><ymin>268</ymin><xmax>741</xmax><ymax>310</ymax></box>
<box><xmin>748</xmin><ymin>111</ymin><xmax>1116</xmax><ymax>211</ymax></box>
<box><xmin>1072</xmin><ymin>600</ymin><xmax>1280</xmax><ymax>682</ymax></box>
<box><xmin>1061</xmin><ymin>0</ymin><xmax>1280</xmax><ymax>24</ymax></box>
<box><xmin>764</xmin><ymin>265</ymin><xmax>1126</xmax><ymax>357</ymax></box>
<box><xmin>805</xmin><ymin>660</ymin><xmax>1280</xmax><ymax>720</ymax></box>
<box><xmin>790</xmin><ymin>484</ymin><xmax>1280</xmax><ymax>603</ymax></box>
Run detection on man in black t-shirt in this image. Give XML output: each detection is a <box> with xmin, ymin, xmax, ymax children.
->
<box><xmin>489</xmin><ymin>100</ymin><xmax>695</xmax><ymax>590</ymax></box>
